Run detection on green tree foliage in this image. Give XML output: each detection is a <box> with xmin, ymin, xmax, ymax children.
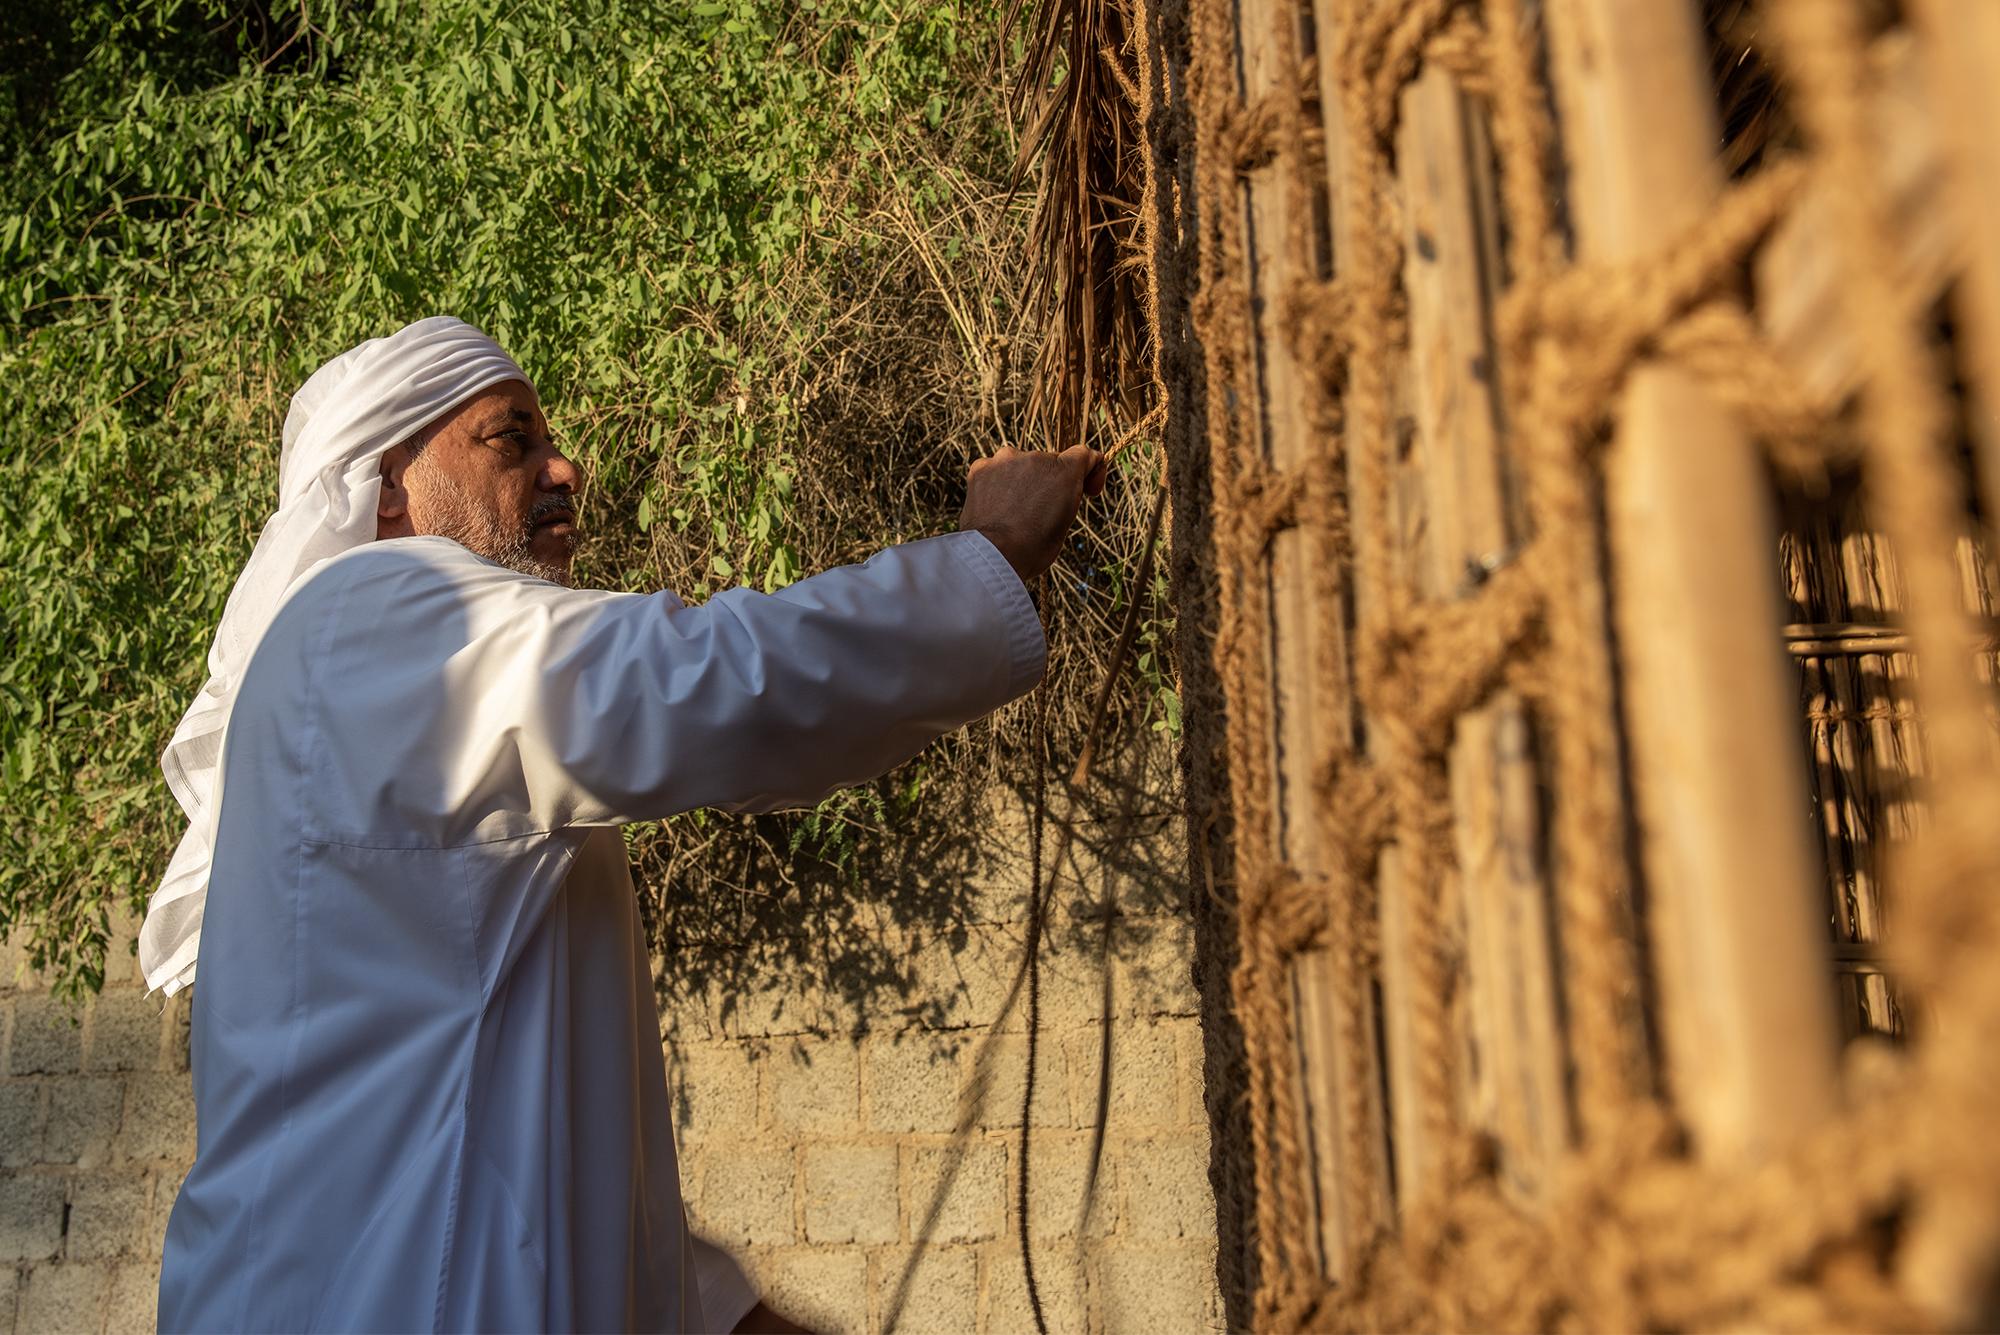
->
<box><xmin>0</xmin><ymin>0</ymin><xmax>1072</xmax><ymax>995</ymax></box>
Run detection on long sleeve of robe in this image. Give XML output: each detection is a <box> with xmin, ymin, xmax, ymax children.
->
<box><xmin>157</xmin><ymin>530</ymin><xmax>1045</xmax><ymax>1334</ymax></box>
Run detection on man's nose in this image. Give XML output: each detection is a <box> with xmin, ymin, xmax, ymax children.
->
<box><xmin>542</xmin><ymin>450</ymin><xmax>583</xmax><ymax>493</ymax></box>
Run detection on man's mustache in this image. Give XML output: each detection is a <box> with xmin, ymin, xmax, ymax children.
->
<box><xmin>529</xmin><ymin>495</ymin><xmax>577</xmax><ymax>529</ymax></box>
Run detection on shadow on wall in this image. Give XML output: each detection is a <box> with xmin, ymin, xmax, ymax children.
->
<box><xmin>646</xmin><ymin>734</ymin><xmax>1213</xmax><ymax>1334</ymax></box>
<box><xmin>648</xmin><ymin>731</ymin><xmax>1192</xmax><ymax>1053</ymax></box>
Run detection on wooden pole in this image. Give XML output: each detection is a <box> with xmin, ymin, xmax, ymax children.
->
<box><xmin>1885</xmin><ymin>10</ymin><xmax>2000</xmax><ymax>1317</ymax></box>
<box><xmin>1396</xmin><ymin>64</ymin><xmax>1568</xmax><ymax>1198</ymax></box>
<box><xmin>1758</xmin><ymin>33</ymin><xmax>1951</xmax><ymax>407</ymax></box>
<box><xmin>1546</xmin><ymin>0</ymin><xmax>1840</xmax><ymax>1160</ymax></box>
<box><xmin>1307</xmin><ymin>0</ymin><xmax>1437</xmax><ymax>1215</ymax></box>
<box><xmin>1912</xmin><ymin>1</ymin><xmax>2000</xmax><ymax>551</ymax></box>
<box><xmin>1238</xmin><ymin>0</ymin><xmax>1387</xmax><ymax>1279</ymax></box>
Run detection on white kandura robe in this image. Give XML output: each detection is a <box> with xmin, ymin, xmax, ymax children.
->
<box><xmin>158</xmin><ymin>530</ymin><xmax>1045</xmax><ymax>1334</ymax></box>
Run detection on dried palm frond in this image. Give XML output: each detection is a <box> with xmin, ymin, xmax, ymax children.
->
<box><xmin>1004</xmin><ymin>0</ymin><xmax>1158</xmax><ymax>450</ymax></box>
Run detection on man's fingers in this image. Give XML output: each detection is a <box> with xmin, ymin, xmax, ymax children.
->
<box><xmin>965</xmin><ymin>444</ymin><xmax>1105</xmax><ymax>502</ymax></box>
<box><xmin>1057</xmin><ymin>445</ymin><xmax>1108</xmax><ymax>497</ymax></box>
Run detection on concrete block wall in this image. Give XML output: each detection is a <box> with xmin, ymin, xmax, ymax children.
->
<box><xmin>671</xmin><ymin>996</ymin><xmax>1219</xmax><ymax>1332</ymax></box>
<box><xmin>667</xmin><ymin>809</ymin><xmax>1222</xmax><ymax>1335</ymax></box>
<box><xmin>0</xmin><ymin>918</ymin><xmax>190</xmax><ymax>1335</ymax></box>
<box><xmin>0</xmin><ymin>813</ymin><xmax>1222</xmax><ymax>1335</ymax></box>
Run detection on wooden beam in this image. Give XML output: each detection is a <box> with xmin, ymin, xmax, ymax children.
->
<box><xmin>1758</xmin><ymin>33</ymin><xmax>1955</xmax><ymax>407</ymax></box>
<box><xmin>1396</xmin><ymin>64</ymin><xmax>1567</xmax><ymax>1201</ymax></box>
<box><xmin>1239</xmin><ymin>0</ymin><xmax>1386</xmax><ymax>1280</ymax></box>
<box><xmin>1304</xmin><ymin>0</ymin><xmax>1434</xmax><ymax>1222</ymax></box>
<box><xmin>1546</xmin><ymin>0</ymin><xmax>1840</xmax><ymax>1161</ymax></box>
<box><xmin>1913</xmin><ymin>0</ymin><xmax>2000</xmax><ymax>537</ymax></box>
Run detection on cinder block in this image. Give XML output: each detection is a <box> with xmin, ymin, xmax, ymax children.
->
<box><xmin>1114</xmin><ymin>916</ymin><xmax>1198</xmax><ymax>1019</ymax></box>
<box><xmin>705</xmin><ymin>964</ymin><xmax>840</xmax><ymax>1040</ymax></box>
<box><xmin>965</xmin><ymin>853</ymin><xmax>1031</xmax><ymax>927</ymax></box>
<box><xmin>903</xmin><ymin>1141</ymin><xmax>1006</xmax><ymax>1244</ymax></box>
<box><xmin>864</xmin><ymin>1038</ymin><xmax>962</xmax><ymax>1134</ymax></box>
<box><xmin>1175</xmin><ymin>1019</ymin><xmax>1207</xmax><ymax>1124</ymax></box>
<box><xmin>1122</xmin><ymin>1135</ymin><xmax>1216</xmax><ymax>1241</ymax></box>
<box><xmin>1021</xmin><ymin>1133</ymin><xmax>1118</xmax><ymax>1241</ymax></box>
<box><xmin>971</xmin><ymin>917</ymin><xmax>1130</xmax><ymax>1033</ymax></box>
<box><xmin>744</xmin><ymin>1246</ymin><xmax>868</xmax><ymax>1335</ymax></box>
<box><xmin>44</xmin><ymin>1078</ymin><xmax>123</xmax><ymax>1167</ymax></box>
<box><xmin>19</xmin><ymin>1260</ymin><xmax>112</xmax><ymax>1334</ymax></box>
<box><xmin>11</xmin><ymin>995</ymin><xmax>85</xmax><ymax>1075</ymax></box>
<box><xmin>1026</xmin><ymin>944</ymin><xmax>1111</xmax><ymax>1030</ymax></box>
<box><xmin>690</xmin><ymin>1147</ymin><xmax>794</xmax><ymax>1248</ymax></box>
<box><xmin>0</xmin><ymin>1175</ymin><xmax>64</xmax><ymax>1262</ymax></box>
<box><xmin>86</xmin><ymin>993</ymin><xmax>166</xmax><ymax>1073</ymax></box>
<box><xmin>1099</xmin><ymin>1243</ymin><xmax>1222</xmax><ymax>1335</ymax></box>
<box><xmin>149</xmin><ymin>1171</ymin><xmax>184</xmax><ymax>1257</ymax></box>
<box><xmin>769</xmin><ymin>1038</ymin><xmax>859</xmax><ymax>1134</ymax></box>
<box><xmin>982</xmin><ymin>1034</ymin><xmax>1074</xmax><ymax>1130</ymax></box>
<box><xmin>104</xmin><ymin>1257</ymin><xmax>160</xmax><ymax>1334</ymax></box>
<box><xmin>870</xmin><ymin>1243</ymin><xmax>977</xmax><ymax>1333</ymax></box>
<box><xmin>1</xmin><ymin>929</ymin><xmax>52</xmax><ymax>993</ymax></box>
<box><xmin>961</xmin><ymin>792</ymin><xmax>1033</xmax><ymax>922</ymax></box>
<box><xmin>981</xmin><ymin>1240</ymin><xmax>1089</xmax><ymax>1335</ymax></box>
<box><xmin>167</xmin><ymin>995</ymin><xmax>191</xmax><ymax>1075</ymax></box>
<box><xmin>114</xmin><ymin>1074</ymin><xmax>195</xmax><ymax>1163</ymax></box>
<box><xmin>0</xmin><ymin>1082</ymin><xmax>45</xmax><ymax>1169</ymax></box>
<box><xmin>917</xmin><ymin>927</ymin><xmax>1029</xmax><ymax>1031</ymax></box>
<box><xmin>669</xmin><ymin>1041</ymin><xmax>760</xmax><ymax>1135</ymax></box>
<box><xmin>102</xmin><ymin>912</ymin><xmax>147</xmax><ymax>990</ymax></box>
<box><xmin>64</xmin><ymin>1172</ymin><xmax>153</xmax><ymax>1260</ymax></box>
<box><xmin>1061</xmin><ymin>1021</ymin><xmax>1180</xmax><ymax>1129</ymax></box>
<box><xmin>801</xmin><ymin>1144</ymin><xmax>898</xmax><ymax>1245</ymax></box>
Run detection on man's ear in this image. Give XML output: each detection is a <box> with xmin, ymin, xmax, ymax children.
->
<box><xmin>376</xmin><ymin>442</ymin><xmax>416</xmax><ymax>539</ymax></box>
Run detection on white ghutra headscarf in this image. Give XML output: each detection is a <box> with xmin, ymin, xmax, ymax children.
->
<box><xmin>140</xmin><ymin>316</ymin><xmax>531</xmax><ymax>996</ymax></box>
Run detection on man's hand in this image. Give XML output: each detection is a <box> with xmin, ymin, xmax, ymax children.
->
<box><xmin>959</xmin><ymin>444</ymin><xmax>1109</xmax><ymax>583</ymax></box>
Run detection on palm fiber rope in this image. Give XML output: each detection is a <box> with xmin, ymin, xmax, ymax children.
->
<box><xmin>1127</xmin><ymin>0</ymin><xmax>2000</xmax><ymax>1328</ymax></box>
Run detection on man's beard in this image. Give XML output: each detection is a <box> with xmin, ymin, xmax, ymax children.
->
<box><xmin>407</xmin><ymin>460</ymin><xmax>576</xmax><ymax>586</ymax></box>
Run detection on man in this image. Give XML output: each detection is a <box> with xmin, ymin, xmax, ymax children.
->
<box><xmin>141</xmin><ymin>316</ymin><xmax>1104</xmax><ymax>1332</ymax></box>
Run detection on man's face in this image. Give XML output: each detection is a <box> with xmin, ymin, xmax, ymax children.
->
<box><xmin>384</xmin><ymin>380</ymin><xmax>583</xmax><ymax>584</ymax></box>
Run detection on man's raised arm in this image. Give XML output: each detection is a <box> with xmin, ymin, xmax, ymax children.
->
<box><xmin>311</xmin><ymin>445</ymin><xmax>1106</xmax><ymax>837</ymax></box>
<box><xmin>551</xmin><ymin>525</ymin><xmax>1044</xmax><ymax>819</ymax></box>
